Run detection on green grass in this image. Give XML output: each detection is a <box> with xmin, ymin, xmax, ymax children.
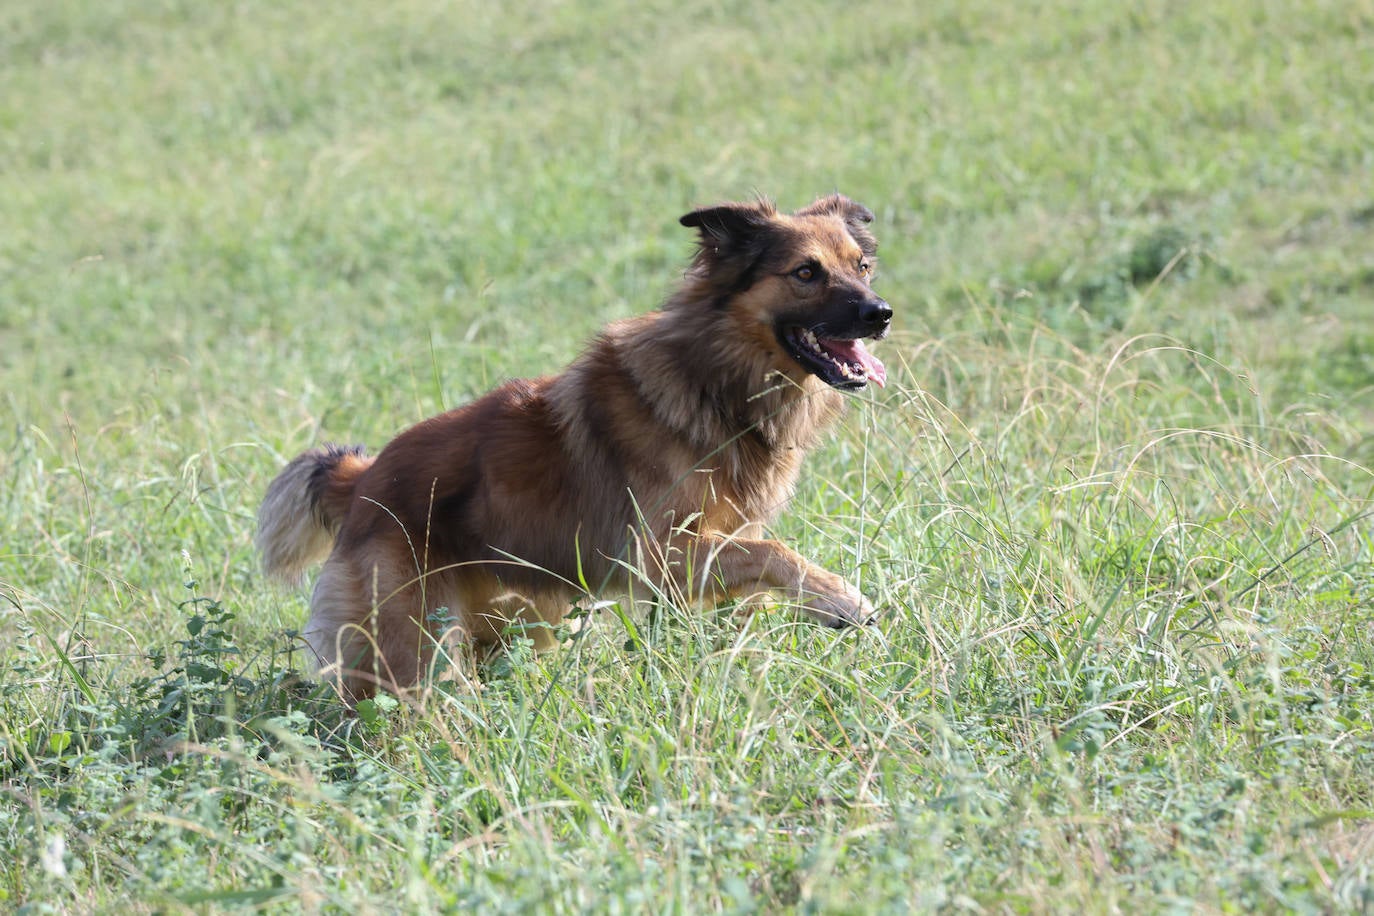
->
<box><xmin>3</xmin><ymin>0</ymin><xmax>1374</xmax><ymax>911</ymax></box>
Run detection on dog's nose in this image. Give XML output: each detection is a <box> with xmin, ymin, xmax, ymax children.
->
<box><xmin>859</xmin><ymin>297</ymin><xmax>892</xmax><ymax>330</ymax></box>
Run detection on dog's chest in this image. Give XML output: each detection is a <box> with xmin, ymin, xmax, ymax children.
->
<box><xmin>693</xmin><ymin>438</ymin><xmax>806</xmax><ymax>531</ymax></box>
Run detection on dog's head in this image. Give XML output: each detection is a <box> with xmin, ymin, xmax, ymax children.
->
<box><xmin>679</xmin><ymin>194</ymin><xmax>890</xmax><ymax>391</ymax></box>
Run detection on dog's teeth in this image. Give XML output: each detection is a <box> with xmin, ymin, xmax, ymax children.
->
<box><xmin>798</xmin><ymin>329</ymin><xmax>869</xmax><ymax>384</ymax></box>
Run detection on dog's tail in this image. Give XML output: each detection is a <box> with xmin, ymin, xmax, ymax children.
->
<box><xmin>257</xmin><ymin>444</ymin><xmax>373</xmax><ymax>584</ymax></box>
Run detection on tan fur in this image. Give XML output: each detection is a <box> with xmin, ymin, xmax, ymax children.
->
<box><xmin>257</xmin><ymin>194</ymin><xmax>891</xmax><ymax>699</ymax></box>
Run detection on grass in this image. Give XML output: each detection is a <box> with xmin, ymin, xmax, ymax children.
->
<box><xmin>2</xmin><ymin>0</ymin><xmax>1373</xmax><ymax>910</ymax></box>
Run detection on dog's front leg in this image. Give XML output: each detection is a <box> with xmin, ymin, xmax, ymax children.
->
<box><xmin>677</xmin><ymin>533</ymin><xmax>874</xmax><ymax>627</ymax></box>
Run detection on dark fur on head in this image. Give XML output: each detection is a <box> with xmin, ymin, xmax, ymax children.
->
<box><xmin>679</xmin><ymin>197</ymin><xmax>782</xmax><ymax>297</ymax></box>
<box><xmin>679</xmin><ymin>195</ymin><xmax>877</xmax><ymax>298</ymax></box>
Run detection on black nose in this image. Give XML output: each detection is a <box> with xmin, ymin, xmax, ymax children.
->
<box><xmin>859</xmin><ymin>297</ymin><xmax>892</xmax><ymax>330</ymax></box>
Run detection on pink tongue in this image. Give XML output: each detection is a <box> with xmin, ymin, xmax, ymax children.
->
<box><xmin>824</xmin><ymin>338</ymin><xmax>888</xmax><ymax>388</ymax></box>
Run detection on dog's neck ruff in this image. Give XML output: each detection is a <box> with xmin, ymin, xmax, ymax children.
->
<box><xmin>621</xmin><ymin>307</ymin><xmax>842</xmax><ymax>457</ymax></box>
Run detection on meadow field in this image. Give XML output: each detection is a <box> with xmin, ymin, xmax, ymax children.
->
<box><xmin>3</xmin><ymin>0</ymin><xmax>1373</xmax><ymax>910</ymax></box>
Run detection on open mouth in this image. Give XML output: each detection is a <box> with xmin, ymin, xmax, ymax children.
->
<box><xmin>780</xmin><ymin>325</ymin><xmax>888</xmax><ymax>391</ymax></box>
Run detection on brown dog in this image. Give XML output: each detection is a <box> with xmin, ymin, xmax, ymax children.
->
<box><xmin>257</xmin><ymin>194</ymin><xmax>891</xmax><ymax>698</ymax></box>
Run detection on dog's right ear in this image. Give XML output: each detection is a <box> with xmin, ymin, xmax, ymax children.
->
<box><xmin>679</xmin><ymin>199</ymin><xmax>777</xmax><ymax>247</ymax></box>
<box><xmin>679</xmin><ymin>199</ymin><xmax>779</xmax><ymax>291</ymax></box>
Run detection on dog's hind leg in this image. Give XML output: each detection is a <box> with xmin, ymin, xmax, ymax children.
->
<box><xmin>307</xmin><ymin>554</ymin><xmax>444</xmax><ymax>698</ymax></box>
<box><xmin>305</xmin><ymin>555</ymin><xmax>380</xmax><ymax>700</ymax></box>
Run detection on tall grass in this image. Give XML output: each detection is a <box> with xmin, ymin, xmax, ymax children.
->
<box><xmin>3</xmin><ymin>0</ymin><xmax>1373</xmax><ymax>911</ymax></box>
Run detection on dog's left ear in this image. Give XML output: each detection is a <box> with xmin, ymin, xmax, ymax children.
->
<box><xmin>680</xmin><ymin>198</ymin><xmax>780</xmax><ymax>290</ymax></box>
<box><xmin>796</xmin><ymin>194</ymin><xmax>878</xmax><ymax>257</ymax></box>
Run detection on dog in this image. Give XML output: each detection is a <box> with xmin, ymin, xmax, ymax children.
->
<box><xmin>257</xmin><ymin>194</ymin><xmax>892</xmax><ymax>698</ymax></box>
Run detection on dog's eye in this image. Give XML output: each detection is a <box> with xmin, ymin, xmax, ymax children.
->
<box><xmin>792</xmin><ymin>265</ymin><xmax>817</xmax><ymax>282</ymax></box>
<box><xmin>858</xmin><ymin>260</ymin><xmax>872</xmax><ymax>277</ymax></box>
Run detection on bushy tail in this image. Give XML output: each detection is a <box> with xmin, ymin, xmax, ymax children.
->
<box><xmin>257</xmin><ymin>444</ymin><xmax>372</xmax><ymax>584</ymax></box>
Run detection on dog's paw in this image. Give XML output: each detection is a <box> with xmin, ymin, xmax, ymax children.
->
<box><xmin>801</xmin><ymin>585</ymin><xmax>875</xmax><ymax>629</ymax></box>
